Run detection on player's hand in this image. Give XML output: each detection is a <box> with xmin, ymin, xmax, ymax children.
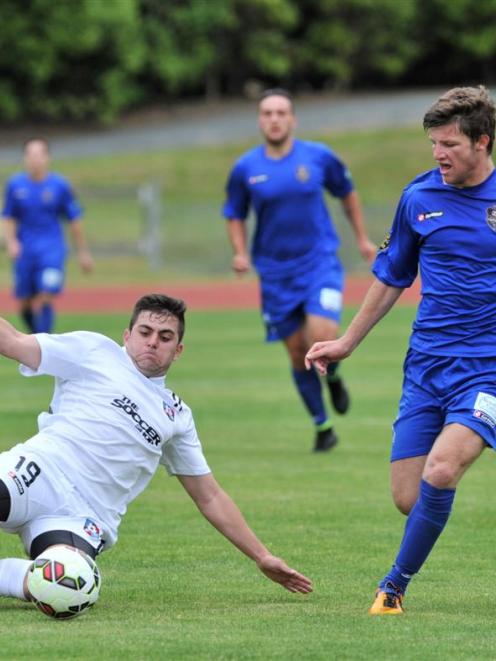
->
<box><xmin>305</xmin><ymin>339</ymin><xmax>352</xmax><ymax>375</ymax></box>
<box><xmin>78</xmin><ymin>249</ymin><xmax>94</xmax><ymax>274</ymax></box>
<box><xmin>257</xmin><ymin>554</ymin><xmax>313</xmax><ymax>594</ymax></box>
<box><xmin>6</xmin><ymin>238</ymin><xmax>21</xmax><ymax>260</ymax></box>
<box><xmin>232</xmin><ymin>253</ymin><xmax>251</xmax><ymax>276</ymax></box>
<box><xmin>358</xmin><ymin>237</ymin><xmax>377</xmax><ymax>264</ymax></box>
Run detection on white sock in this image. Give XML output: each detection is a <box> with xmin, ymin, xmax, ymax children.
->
<box><xmin>0</xmin><ymin>558</ymin><xmax>32</xmax><ymax>601</ymax></box>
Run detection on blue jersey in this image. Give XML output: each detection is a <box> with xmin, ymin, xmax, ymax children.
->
<box><xmin>2</xmin><ymin>172</ymin><xmax>82</xmax><ymax>254</ymax></box>
<box><xmin>222</xmin><ymin>139</ymin><xmax>354</xmax><ymax>279</ymax></box>
<box><xmin>373</xmin><ymin>167</ymin><xmax>496</xmax><ymax>357</ymax></box>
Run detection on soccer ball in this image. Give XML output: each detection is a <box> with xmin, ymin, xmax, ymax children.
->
<box><xmin>27</xmin><ymin>544</ymin><xmax>101</xmax><ymax>620</ymax></box>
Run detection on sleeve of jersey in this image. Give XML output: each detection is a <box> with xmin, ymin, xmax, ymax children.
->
<box><xmin>19</xmin><ymin>331</ymin><xmax>95</xmax><ymax>380</ymax></box>
<box><xmin>372</xmin><ymin>195</ymin><xmax>420</xmax><ymax>288</ymax></box>
<box><xmin>222</xmin><ymin>162</ymin><xmax>250</xmax><ymax>221</ymax></box>
<box><xmin>2</xmin><ymin>181</ymin><xmax>16</xmax><ymax>218</ymax></box>
<box><xmin>62</xmin><ymin>180</ymin><xmax>83</xmax><ymax>221</ymax></box>
<box><xmin>160</xmin><ymin>408</ymin><xmax>211</xmax><ymax>477</ymax></box>
<box><xmin>322</xmin><ymin>148</ymin><xmax>354</xmax><ymax>198</ymax></box>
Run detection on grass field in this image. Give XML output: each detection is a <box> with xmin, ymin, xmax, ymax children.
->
<box><xmin>0</xmin><ymin>125</ymin><xmax>435</xmax><ymax>287</ymax></box>
<box><xmin>1</xmin><ymin>307</ymin><xmax>496</xmax><ymax>660</ymax></box>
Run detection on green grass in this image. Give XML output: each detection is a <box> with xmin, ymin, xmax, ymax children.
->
<box><xmin>1</xmin><ymin>307</ymin><xmax>496</xmax><ymax>659</ymax></box>
<box><xmin>0</xmin><ymin>125</ymin><xmax>435</xmax><ymax>286</ymax></box>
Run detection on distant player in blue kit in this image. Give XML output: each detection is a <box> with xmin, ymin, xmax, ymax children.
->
<box><xmin>306</xmin><ymin>86</ymin><xmax>496</xmax><ymax>614</ymax></box>
<box><xmin>223</xmin><ymin>89</ymin><xmax>376</xmax><ymax>452</ymax></box>
<box><xmin>2</xmin><ymin>137</ymin><xmax>93</xmax><ymax>333</ymax></box>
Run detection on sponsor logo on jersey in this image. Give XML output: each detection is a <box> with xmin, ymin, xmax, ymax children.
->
<box><xmin>378</xmin><ymin>232</ymin><xmax>391</xmax><ymax>251</ymax></box>
<box><xmin>163</xmin><ymin>402</ymin><xmax>175</xmax><ymax>421</ymax></box>
<box><xmin>485</xmin><ymin>207</ymin><xmax>496</xmax><ymax>232</ymax></box>
<box><xmin>111</xmin><ymin>395</ymin><xmax>161</xmax><ymax>446</ymax></box>
<box><xmin>248</xmin><ymin>174</ymin><xmax>268</xmax><ymax>185</ymax></box>
<box><xmin>417</xmin><ymin>211</ymin><xmax>443</xmax><ymax>221</ymax></box>
<box><xmin>295</xmin><ymin>165</ymin><xmax>310</xmax><ymax>182</ymax></box>
<box><xmin>14</xmin><ymin>187</ymin><xmax>29</xmax><ymax>199</ymax></box>
<box><xmin>83</xmin><ymin>518</ymin><xmax>102</xmax><ymax>542</ymax></box>
<box><xmin>7</xmin><ymin>470</ymin><xmax>24</xmax><ymax>495</ymax></box>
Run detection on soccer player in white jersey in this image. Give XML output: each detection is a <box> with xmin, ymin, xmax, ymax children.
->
<box><xmin>0</xmin><ymin>293</ymin><xmax>312</xmax><ymax>608</ymax></box>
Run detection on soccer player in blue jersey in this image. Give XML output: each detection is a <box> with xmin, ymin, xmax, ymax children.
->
<box><xmin>223</xmin><ymin>89</ymin><xmax>376</xmax><ymax>452</ymax></box>
<box><xmin>306</xmin><ymin>85</ymin><xmax>496</xmax><ymax>614</ymax></box>
<box><xmin>2</xmin><ymin>137</ymin><xmax>93</xmax><ymax>333</ymax></box>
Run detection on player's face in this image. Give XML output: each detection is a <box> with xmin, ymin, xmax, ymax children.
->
<box><xmin>123</xmin><ymin>311</ymin><xmax>184</xmax><ymax>378</ymax></box>
<box><xmin>258</xmin><ymin>95</ymin><xmax>296</xmax><ymax>147</ymax></box>
<box><xmin>428</xmin><ymin>122</ymin><xmax>491</xmax><ymax>187</ymax></box>
<box><xmin>24</xmin><ymin>140</ymin><xmax>50</xmax><ymax>179</ymax></box>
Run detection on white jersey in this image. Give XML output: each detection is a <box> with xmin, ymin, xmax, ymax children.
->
<box><xmin>18</xmin><ymin>331</ymin><xmax>211</xmax><ymax>546</ymax></box>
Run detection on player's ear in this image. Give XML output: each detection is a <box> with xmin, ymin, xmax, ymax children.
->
<box><xmin>476</xmin><ymin>134</ymin><xmax>490</xmax><ymax>151</ymax></box>
<box><xmin>173</xmin><ymin>342</ymin><xmax>184</xmax><ymax>361</ymax></box>
<box><xmin>123</xmin><ymin>328</ymin><xmax>130</xmax><ymax>344</ymax></box>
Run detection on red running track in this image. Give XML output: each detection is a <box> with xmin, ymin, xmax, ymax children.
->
<box><xmin>0</xmin><ymin>276</ymin><xmax>420</xmax><ymax>313</ymax></box>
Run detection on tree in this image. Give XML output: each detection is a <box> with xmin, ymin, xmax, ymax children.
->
<box><xmin>290</xmin><ymin>0</ymin><xmax>419</xmax><ymax>90</ymax></box>
<box><xmin>0</xmin><ymin>0</ymin><xmax>145</xmax><ymax>123</ymax></box>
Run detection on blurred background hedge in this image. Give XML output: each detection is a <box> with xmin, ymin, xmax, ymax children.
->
<box><xmin>1</xmin><ymin>0</ymin><xmax>495</xmax><ymax>125</ymax></box>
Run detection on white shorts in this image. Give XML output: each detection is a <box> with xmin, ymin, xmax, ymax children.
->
<box><xmin>0</xmin><ymin>448</ymin><xmax>107</xmax><ymax>558</ymax></box>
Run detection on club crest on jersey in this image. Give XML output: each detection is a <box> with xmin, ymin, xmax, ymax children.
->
<box><xmin>295</xmin><ymin>165</ymin><xmax>310</xmax><ymax>182</ymax></box>
<box><xmin>486</xmin><ymin>207</ymin><xmax>496</xmax><ymax>232</ymax></box>
<box><xmin>83</xmin><ymin>518</ymin><xmax>102</xmax><ymax>542</ymax></box>
<box><xmin>42</xmin><ymin>188</ymin><xmax>54</xmax><ymax>203</ymax></box>
<box><xmin>163</xmin><ymin>401</ymin><xmax>175</xmax><ymax>421</ymax></box>
<box><xmin>378</xmin><ymin>232</ymin><xmax>391</xmax><ymax>251</ymax></box>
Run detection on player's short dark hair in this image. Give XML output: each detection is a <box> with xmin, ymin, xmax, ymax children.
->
<box><xmin>259</xmin><ymin>88</ymin><xmax>294</xmax><ymax>108</ymax></box>
<box><xmin>423</xmin><ymin>85</ymin><xmax>496</xmax><ymax>154</ymax></box>
<box><xmin>23</xmin><ymin>136</ymin><xmax>50</xmax><ymax>152</ymax></box>
<box><xmin>129</xmin><ymin>294</ymin><xmax>187</xmax><ymax>341</ymax></box>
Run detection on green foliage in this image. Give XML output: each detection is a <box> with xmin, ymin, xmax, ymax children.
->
<box><xmin>292</xmin><ymin>0</ymin><xmax>419</xmax><ymax>88</ymax></box>
<box><xmin>410</xmin><ymin>0</ymin><xmax>496</xmax><ymax>83</ymax></box>
<box><xmin>0</xmin><ymin>0</ymin><xmax>495</xmax><ymax>122</ymax></box>
<box><xmin>0</xmin><ymin>0</ymin><xmax>145</xmax><ymax>123</ymax></box>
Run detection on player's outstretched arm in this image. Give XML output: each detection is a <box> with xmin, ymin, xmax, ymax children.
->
<box><xmin>177</xmin><ymin>473</ymin><xmax>312</xmax><ymax>594</ymax></box>
<box><xmin>0</xmin><ymin>317</ymin><xmax>41</xmax><ymax>369</ymax></box>
<box><xmin>226</xmin><ymin>219</ymin><xmax>251</xmax><ymax>275</ymax></box>
<box><xmin>306</xmin><ymin>278</ymin><xmax>404</xmax><ymax>375</ymax></box>
<box><xmin>69</xmin><ymin>220</ymin><xmax>94</xmax><ymax>274</ymax></box>
<box><xmin>340</xmin><ymin>191</ymin><xmax>377</xmax><ymax>263</ymax></box>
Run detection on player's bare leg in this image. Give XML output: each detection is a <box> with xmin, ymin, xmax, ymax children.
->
<box><xmin>391</xmin><ymin>455</ymin><xmax>427</xmax><ymax>515</ymax></box>
<box><xmin>371</xmin><ymin>424</ymin><xmax>485</xmax><ymax>615</ymax></box>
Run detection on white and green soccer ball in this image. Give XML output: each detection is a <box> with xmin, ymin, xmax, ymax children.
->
<box><xmin>27</xmin><ymin>544</ymin><xmax>101</xmax><ymax>620</ymax></box>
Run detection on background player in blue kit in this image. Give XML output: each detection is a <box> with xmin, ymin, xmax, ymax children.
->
<box><xmin>306</xmin><ymin>85</ymin><xmax>496</xmax><ymax>614</ymax></box>
<box><xmin>2</xmin><ymin>137</ymin><xmax>93</xmax><ymax>333</ymax></box>
<box><xmin>223</xmin><ymin>89</ymin><xmax>376</xmax><ymax>453</ymax></box>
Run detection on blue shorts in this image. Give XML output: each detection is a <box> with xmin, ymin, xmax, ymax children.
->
<box><xmin>260</xmin><ymin>253</ymin><xmax>344</xmax><ymax>342</ymax></box>
<box><xmin>391</xmin><ymin>349</ymin><xmax>496</xmax><ymax>462</ymax></box>
<box><xmin>14</xmin><ymin>249</ymin><xmax>65</xmax><ymax>299</ymax></box>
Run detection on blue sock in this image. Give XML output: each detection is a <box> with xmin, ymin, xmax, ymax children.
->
<box><xmin>291</xmin><ymin>367</ymin><xmax>328</xmax><ymax>426</ymax></box>
<box><xmin>380</xmin><ymin>479</ymin><xmax>455</xmax><ymax>594</ymax></box>
<box><xmin>33</xmin><ymin>304</ymin><xmax>55</xmax><ymax>333</ymax></box>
